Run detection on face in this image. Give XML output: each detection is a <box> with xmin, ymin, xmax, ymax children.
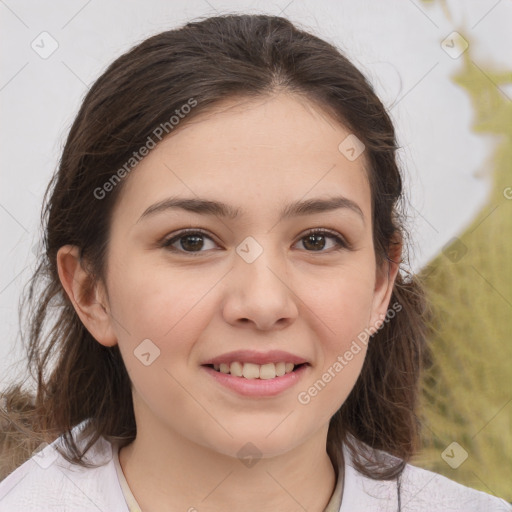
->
<box><xmin>72</xmin><ymin>93</ymin><xmax>396</xmax><ymax>460</ymax></box>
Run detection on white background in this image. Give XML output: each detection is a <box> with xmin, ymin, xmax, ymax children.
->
<box><xmin>1</xmin><ymin>0</ymin><xmax>511</xmax><ymax>384</ymax></box>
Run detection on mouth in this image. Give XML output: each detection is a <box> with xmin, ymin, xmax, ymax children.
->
<box><xmin>201</xmin><ymin>361</ymin><xmax>310</xmax><ymax>397</ymax></box>
<box><xmin>203</xmin><ymin>361</ymin><xmax>309</xmax><ymax>380</ymax></box>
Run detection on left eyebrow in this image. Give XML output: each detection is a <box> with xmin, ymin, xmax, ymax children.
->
<box><xmin>281</xmin><ymin>196</ymin><xmax>365</xmax><ymax>224</ymax></box>
<box><xmin>137</xmin><ymin>195</ymin><xmax>365</xmax><ymax>225</ymax></box>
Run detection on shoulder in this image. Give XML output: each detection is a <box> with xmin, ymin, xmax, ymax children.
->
<box><xmin>399</xmin><ymin>463</ymin><xmax>512</xmax><ymax>511</ymax></box>
<box><xmin>0</xmin><ymin>420</ymin><xmax>127</xmax><ymax>512</ymax></box>
<box><xmin>340</xmin><ymin>443</ymin><xmax>512</xmax><ymax>512</ymax></box>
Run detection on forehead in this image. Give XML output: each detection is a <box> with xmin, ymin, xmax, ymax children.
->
<box><xmin>161</xmin><ymin>93</ymin><xmax>363</xmax><ymax>161</ymax></box>
<box><xmin>112</xmin><ymin>93</ymin><xmax>371</xmax><ymax>224</ymax></box>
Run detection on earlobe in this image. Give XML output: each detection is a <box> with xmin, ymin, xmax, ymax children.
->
<box><xmin>56</xmin><ymin>245</ymin><xmax>118</xmax><ymax>347</ymax></box>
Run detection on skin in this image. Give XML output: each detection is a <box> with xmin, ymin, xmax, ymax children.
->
<box><xmin>57</xmin><ymin>93</ymin><xmax>400</xmax><ymax>512</ymax></box>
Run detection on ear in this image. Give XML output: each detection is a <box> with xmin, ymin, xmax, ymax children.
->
<box><xmin>56</xmin><ymin>245</ymin><xmax>117</xmax><ymax>347</ymax></box>
<box><xmin>368</xmin><ymin>234</ymin><xmax>402</xmax><ymax>329</ymax></box>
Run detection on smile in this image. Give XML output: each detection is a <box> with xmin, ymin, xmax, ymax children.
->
<box><xmin>208</xmin><ymin>361</ymin><xmax>305</xmax><ymax>379</ymax></box>
<box><xmin>201</xmin><ymin>363</ymin><xmax>309</xmax><ymax>397</ymax></box>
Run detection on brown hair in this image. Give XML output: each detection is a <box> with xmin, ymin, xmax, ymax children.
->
<box><xmin>0</xmin><ymin>13</ymin><xmax>428</xmax><ymax>482</ymax></box>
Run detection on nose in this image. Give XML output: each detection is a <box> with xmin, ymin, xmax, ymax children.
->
<box><xmin>221</xmin><ymin>240</ymin><xmax>299</xmax><ymax>331</ymax></box>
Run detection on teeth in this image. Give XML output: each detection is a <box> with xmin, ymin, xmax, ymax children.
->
<box><xmin>242</xmin><ymin>363</ymin><xmax>260</xmax><ymax>379</ymax></box>
<box><xmin>230</xmin><ymin>361</ymin><xmax>243</xmax><ymax>377</ymax></box>
<box><xmin>211</xmin><ymin>361</ymin><xmax>299</xmax><ymax>379</ymax></box>
<box><xmin>275</xmin><ymin>362</ymin><xmax>286</xmax><ymax>377</ymax></box>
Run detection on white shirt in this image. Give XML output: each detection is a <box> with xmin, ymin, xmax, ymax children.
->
<box><xmin>0</xmin><ymin>419</ymin><xmax>510</xmax><ymax>511</ymax></box>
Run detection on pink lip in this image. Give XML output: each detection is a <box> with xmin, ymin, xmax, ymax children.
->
<box><xmin>202</xmin><ymin>363</ymin><xmax>309</xmax><ymax>397</ymax></box>
<box><xmin>201</xmin><ymin>349</ymin><xmax>308</xmax><ymax>366</ymax></box>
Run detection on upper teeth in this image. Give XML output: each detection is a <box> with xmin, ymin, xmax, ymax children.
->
<box><xmin>213</xmin><ymin>362</ymin><xmax>296</xmax><ymax>379</ymax></box>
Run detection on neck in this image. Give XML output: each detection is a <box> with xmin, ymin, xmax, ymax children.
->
<box><xmin>118</xmin><ymin>418</ymin><xmax>338</xmax><ymax>512</ymax></box>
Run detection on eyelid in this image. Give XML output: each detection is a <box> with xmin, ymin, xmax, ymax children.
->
<box><xmin>299</xmin><ymin>228</ymin><xmax>351</xmax><ymax>250</ymax></box>
<box><xmin>160</xmin><ymin>228</ymin><xmax>219</xmax><ymax>254</ymax></box>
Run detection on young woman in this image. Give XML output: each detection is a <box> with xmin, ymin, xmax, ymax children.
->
<box><xmin>1</xmin><ymin>13</ymin><xmax>510</xmax><ymax>512</ymax></box>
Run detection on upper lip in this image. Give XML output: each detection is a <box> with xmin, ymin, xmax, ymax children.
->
<box><xmin>201</xmin><ymin>350</ymin><xmax>309</xmax><ymax>366</ymax></box>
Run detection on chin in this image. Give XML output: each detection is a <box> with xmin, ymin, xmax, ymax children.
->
<box><xmin>203</xmin><ymin>426</ymin><xmax>308</xmax><ymax>461</ymax></box>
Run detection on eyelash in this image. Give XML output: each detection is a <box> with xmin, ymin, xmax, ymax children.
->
<box><xmin>159</xmin><ymin>228</ymin><xmax>350</xmax><ymax>256</ymax></box>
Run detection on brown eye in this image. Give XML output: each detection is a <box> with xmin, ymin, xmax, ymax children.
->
<box><xmin>296</xmin><ymin>230</ymin><xmax>348</xmax><ymax>252</ymax></box>
<box><xmin>162</xmin><ymin>230</ymin><xmax>218</xmax><ymax>254</ymax></box>
<box><xmin>302</xmin><ymin>233</ymin><xmax>327</xmax><ymax>251</ymax></box>
<box><xmin>177</xmin><ymin>234</ymin><xmax>205</xmax><ymax>251</ymax></box>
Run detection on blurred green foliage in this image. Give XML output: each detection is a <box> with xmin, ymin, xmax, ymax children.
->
<box><xmin>414</xmin><ymin>30</ymin><xmax>512</xmax><ymax>501</ymax></box>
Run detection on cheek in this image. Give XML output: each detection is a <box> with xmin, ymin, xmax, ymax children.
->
<box><xmin>108</xmin><ymin>259</ymin><xmax>221</xmax><ymax>426</ymax></box>
<box><xmin>302</xmin><ymin>259</ymin><xmax>376</xmax><ymax>343</ymax></box>
<box><xmin>293</xmin><ymin>261</ymin><xmax>375</xmax><ymax>410</ymax></box>
<box><xmin>107</xmin><ymin>251</ymin><xmax>220</xmax><ymax>343</ymax></box>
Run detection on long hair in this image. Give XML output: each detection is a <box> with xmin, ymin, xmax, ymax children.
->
<box><xmin>0</xmin><ymin>13</ymin><xmax>429</xmax><ymax>481</ymax></box>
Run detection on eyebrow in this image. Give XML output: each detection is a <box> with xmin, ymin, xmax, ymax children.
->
<box><xmin>137</xmin><ymin>195</ymin><xmax>365</xmax><ymax>224</ymax></box>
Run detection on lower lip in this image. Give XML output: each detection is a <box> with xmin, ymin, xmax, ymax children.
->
<box><xmin>201</xmin><ymin>364</ymin><xmax>309</xmax><ymax>397</ymax></box>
